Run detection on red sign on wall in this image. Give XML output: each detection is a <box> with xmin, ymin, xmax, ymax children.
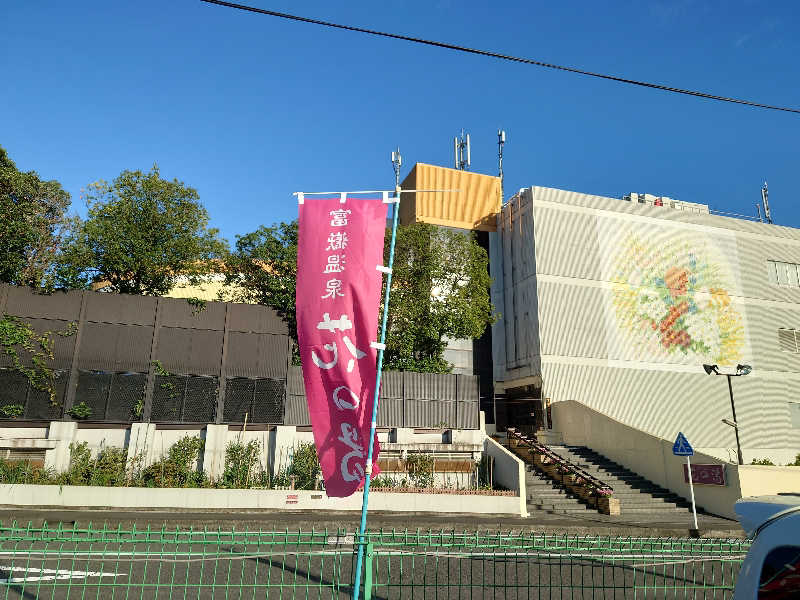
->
<box><xmin>683</xmin><ymin>463</ymin><xmax>726</xmax><ymax>486</ymax></box>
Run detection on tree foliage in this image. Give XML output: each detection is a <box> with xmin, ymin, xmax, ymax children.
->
<box><xmin>0</xmin><ymin>146</ymin><xmax>71</xmax><ymax>288</ymax></box>
<box><xmin>222</xmin><ymin>221</ymin><xmax>299</xmax><ymax>338</ymax></box>
<box><xmin>224</xmin><ymin>220</ymin><xmax>495</xmax><ymax>373</ymax></box>
<box><xmin>382</xmin><ymin>223</ymin><xmax>495</xmax><ymax>372</ymax></box>
<box><xmin>56</xmin><ymin>166</ymin><xmax>227</xmax><ymax>295</ymax></box>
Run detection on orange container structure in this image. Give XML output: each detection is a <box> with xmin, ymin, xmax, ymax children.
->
<box><xmin>399</xmin><ymin>163</ymin><xmax>501</xmax><ymax>231</ymax></box>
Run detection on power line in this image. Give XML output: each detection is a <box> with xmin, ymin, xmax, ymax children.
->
<box><xmin>200</xmin><ymin>0</ymin><xmax>800</xmax><ymax>115</ymax></box>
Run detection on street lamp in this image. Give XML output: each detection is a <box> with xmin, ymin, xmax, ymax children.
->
<box><xmin>702</xmin><ymin>364</ymin><xmax>751</xmax><ymax>465</ymax></box>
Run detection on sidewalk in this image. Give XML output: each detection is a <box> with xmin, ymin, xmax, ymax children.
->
<box><xmin>0</xmin><ymin>507</ymin><xmax>745</xmax><ymax>538</ymax></box>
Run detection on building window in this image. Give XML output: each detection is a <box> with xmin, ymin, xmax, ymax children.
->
<box><xmin>778</xmin><ymin>328</ymin><xmax>800</xmax><ymax>353</ymax></box>
<box><xmin>789</xmin><ymin>403</ymin><xmax>800</xmax><ymax>429</ymax></box>
<box><xmin>767</xmin><ymin>260</ymin><xmax>800</xmax><ymax>287</ymax></box>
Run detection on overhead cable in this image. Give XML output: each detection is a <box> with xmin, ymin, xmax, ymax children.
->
<box><xmin>200</xmin><ymin>0</ymin><xmax>800</xmax><ymax>115</ymax></box>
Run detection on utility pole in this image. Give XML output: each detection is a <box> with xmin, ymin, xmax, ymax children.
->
<box><xmin>498</xmin><ymin>129</ymin><xmax>506</xmax><ymax>203</ymax></box>
<box><xmin>761</xmin><ymin>181</ymin><xmax>772</xmax><ymax>224</ymax></box>
<box><xmin>391</xmin><ymin>148</ymin><xmax>402</xmax><ymax>188</ymax></box>
<box><xmin>454</xmin><ymin>130</ymin><xmax>471</xmax><ymax>171</ymax></box>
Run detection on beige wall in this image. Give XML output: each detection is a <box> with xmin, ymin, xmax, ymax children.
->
<box><xmin>552</xmin><ymin>400</ymin><xmax>799</xmax><ymax>520</ymax></box>
<box><xmin>738</xmin><ymin>465</ymin><xmax>800</xmax><ymax>498</ymax></box>
<box><xmin>166</xmin><ymin>274</ymin><xmax>234</xmax><ymax>302</ymax></box>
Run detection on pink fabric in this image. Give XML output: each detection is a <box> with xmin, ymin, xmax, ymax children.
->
<box><xmin>296</xmin><ymin>198</ymin><xmax>388</xmax><ymax>497</ymax></box>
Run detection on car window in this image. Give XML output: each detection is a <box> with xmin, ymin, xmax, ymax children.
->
<box><xmin>759</xmin><ymin>545</ymin><xmax>800</xmax><ymax>599</ymax></box>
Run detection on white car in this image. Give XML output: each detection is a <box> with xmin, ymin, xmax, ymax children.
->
<box><xmin>733</xmin><ymin>494</ymin><xmax>800</xmax><ymax>599</ymax></box>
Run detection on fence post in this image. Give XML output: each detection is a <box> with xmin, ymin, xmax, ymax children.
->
<box><xmin>215</xmin><ymin>303</ymin><xmax>231</xmax><ymax>424</ymax></box>
<box><xmin>141</xmin><ymin>297</ymin><xmax>164</xmax><ymax>422</ymax></box>
<box><xmin>63</xmin><ymin>290</ymin><xmax>88</xmax><ymax>415</ymax></box>
<box><xmin>363</xmin><ymin>542</ymin><xmax>374</xmax><ymax>600</ymax></box>
<box><xmin>0</xmin><ymin>283</ymin><xmax>8</xmax><ymax>314</ymax></box>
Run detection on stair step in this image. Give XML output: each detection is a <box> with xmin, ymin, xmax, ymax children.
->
<box><xmin>620</xmin><ymin>508</ymin><xmax>695</xmax><ymax>514</ymax></box>
<box><xmin>528</xmin><ymin>505</ymin><xmax>589</xmax><ymax>513</ymax></box>
<box><xmin>510</xmin><ymin>441</ymin><xmax>723</xmax><ymax>519</ymax></box>
<box><xmin>620</xmin><ymin>502</ymin><xmax>680</xmax><ymax>509</ymax></box>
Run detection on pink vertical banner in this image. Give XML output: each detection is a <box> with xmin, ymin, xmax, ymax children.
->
<box><xmin>296</xmin><ymin>196</ymin><xmax>388</xmax><ymax>497</ymax></box>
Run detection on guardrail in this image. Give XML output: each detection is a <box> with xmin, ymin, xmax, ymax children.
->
<box><xmin>0</xmin><ymin>523</ymin><xmax>748</xmax><ymax>599</ymax></box>
<box><xmin>507</xmin><ymin>427</ymin><xmax>614</xmax><ymax>495</ymax></box>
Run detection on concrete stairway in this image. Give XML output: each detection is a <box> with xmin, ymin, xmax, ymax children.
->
<box><xmin>525</xmin><ymin>465</ymin><xmax>593</xmax><ymax>514</ymax></box>
<box><xmin>547</xmin><ymin>445</ymin><xmax>695</xmax><ymax>515</ymax></box>
<box><xmin>497</xmin><ymin>435</ymin><xmax>593</xmax><ymax>514</ymax></box>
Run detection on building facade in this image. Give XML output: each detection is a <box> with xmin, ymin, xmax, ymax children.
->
<box><xmin>491</xmin><ymin>185</ymin><xmax>800</xmax><ymax>463</ymax></box>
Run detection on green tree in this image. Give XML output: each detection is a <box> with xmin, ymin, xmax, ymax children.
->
<box><xmin>382</xmin><ymin>223</ymin><xmax>495</xmax><ymax>372</ymax></box>
<box><xmin>56</xmin><ymin>166</ymin><xmax>227</xmax><ymax>295</ymax></box>
<box><xmin>222</xmin><ymin>221</ymin><xmax>299</xmax><ymax>339</ymax></box>
<box><xmin>0</xmin><ymin>146</ymin><xmax>71</xmax><ymax>287</ymax></box>
<box><xmin>224</xmin><ymin>220</ymin><xmax>495</xmax><ymax>373</ymax></box>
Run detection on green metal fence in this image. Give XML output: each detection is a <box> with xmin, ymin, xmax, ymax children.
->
<box><xmin>0</xmin><ymin>523</ymin><xmax>749</xmax><ymax>599</ymax></box>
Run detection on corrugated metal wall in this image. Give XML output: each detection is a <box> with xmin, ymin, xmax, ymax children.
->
<box><xmin>284</xmin><ymin>366</ymin><xmax>480</xmax><ymax>429</ymax></box>
<box><xmin>0</xmin><ymin>285</ymin><xmax>289</xmax><ymax>424</ymax></box>
<box><xmin>495</xmin><ymin>185</ymin><xmax>800</xmax><ymax>452</ymax></box>
<box><xmin>399</xmin><ymin>164</ymin><xmax>501</xmax><ymax>232</ymax></box>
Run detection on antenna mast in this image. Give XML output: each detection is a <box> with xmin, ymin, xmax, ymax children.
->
<box><xmin>391</xmin><ymin>148</ymin><xmax>402</xmax><ymax>188</ymax></box>
<box><xmin>454</xmin><ymin>129</ymin><xmax>470</xmax><ymax>170</ymax></box>
<box><xmin>498</xmin><ymin>129</ymin><xmax>506</xmax><ymax>203</ymax></box>
<box><xmin>761</xmin><ymin>181</ymin><xmax>772</xmax><ymax>224</ymax></box>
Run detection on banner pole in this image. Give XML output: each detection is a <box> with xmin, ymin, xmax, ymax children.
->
<box><xmin>352</xmin><ymin>185</ymin><xmax>401</xmax><ymax>600</ymax></box>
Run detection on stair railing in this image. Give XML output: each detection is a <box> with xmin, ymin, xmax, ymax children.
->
<box><xmin>506</xmin><ymin>427</ymin><xmax>613</xmax><ymax>495</ymax></box>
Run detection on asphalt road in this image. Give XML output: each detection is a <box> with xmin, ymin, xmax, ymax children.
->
<box><xmin>0</xmin><ymin>509</ymin><xmax>746</xmax><ymax>599</ymax></box>
<box><xmin>0</xmin><ymin>539</ymin><xmax>743</xmax><ymax>599</ymax></box>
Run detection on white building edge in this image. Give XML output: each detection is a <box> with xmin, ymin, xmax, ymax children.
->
<box><xmin>491</xmin><ymin>185</ymin><xmax>800</xmax><ymax>465</ymax></box>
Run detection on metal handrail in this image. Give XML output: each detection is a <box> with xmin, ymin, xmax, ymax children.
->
<box><xmin>506</xmin><ymin>428</ymin><xmax>613</xmax><ymax>494</ymax></box>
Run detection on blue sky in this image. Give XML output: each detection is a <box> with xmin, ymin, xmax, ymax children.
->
<box><xmin>2</xmin><ymin>1</ymin><xmax>799</xmax><ymax>244</ymax></box>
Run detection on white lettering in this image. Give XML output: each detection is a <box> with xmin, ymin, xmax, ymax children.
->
<box><xmin>332</xmin><ymin>385</ymin><xmax>360</xmax><ymax>410</ymax></box>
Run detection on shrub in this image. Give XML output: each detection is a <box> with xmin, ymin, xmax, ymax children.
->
<box><xmin>370</xmin><ymin>475</ymin><xmax>398</xmax><ymax>489</ymax></box>
<box><xmin>67</xmin><ymin>401</ymin><xmax>92</xmax><ymax>420</ymax></box>
<box><xmin>222</xmin><ymin>439</ymin><xmax>262</xmax><ymax>488</ymax></box>
<box><xmin>137</xmin><ymin>435</ymin><xmax>205</xmax><ymax>488</ymax></box>
<box><xmin>90</xmin><ymin>446</ymin><xmax>128</xmax><ymax>486</ymax></box>
<box><xmin>751</xmin><ymin>458</ymin><xmax>775</xmax><ymax>466</ymax></box>
<box><xmin>477</xmin><ymin>455</ymin><xmax>493</xmax><ymax>489</ymax></box>
<box><xmin>787</xmin><ymin>453</ymin><xmax>800</xmax><ymax>467</ymax></box>
<box><xmin>0</xmin><ymin>404</ymin><xmax>25</xmax><ymax>419</ymax></box>
<box><xmin>55</xmin><ymin>442</ymin><xmax>128</xmax><ymax>486</ymax></box>
<box><xmin>287</xmin><ymin>443</ymin><xmax>320</xmax><ymax>490</ymax></box>
<box><xmin>0</xmin><ymin>458</ymin><xmax>54</xmax><ymax>484</ymax></box>
<box><xmin>406</xmin><ymin>453</ymin><xmax>435</xmax><ymax>488</ymax></box>
<box><xmin>59</xmin><ymin>441</ymin><xmax>93</xmax><ymax>485</ymax></box>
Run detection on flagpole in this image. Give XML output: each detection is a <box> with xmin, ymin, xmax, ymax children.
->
<box><xmin>352</xmin><ymin>185</ymin><xmax>401</xmax><ymax>600</ymax></box>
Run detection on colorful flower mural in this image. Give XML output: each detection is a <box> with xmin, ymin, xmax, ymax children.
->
<box><xmin>609</xmin><ymin>232</ymin><xmax>744</xmax><ymax>365</ymax></box>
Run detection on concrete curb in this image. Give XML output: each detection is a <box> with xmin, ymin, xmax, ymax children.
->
<box><xmin>0</xmin><ymin>484</ymin><xmax>522</xmax><ymax>516</ymax></box>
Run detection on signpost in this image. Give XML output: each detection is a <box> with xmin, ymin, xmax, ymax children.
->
<box><xmin>673</xmin><ymin>432</ymin><xmax>699</xmax><ymax>536</ymax></box>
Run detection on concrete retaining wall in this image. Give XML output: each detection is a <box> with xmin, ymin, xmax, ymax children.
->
<box><xmin>552</xmin><ymin>400</ymin><xmax>800</xmax><ymax>520</ymax></box>
<box><xmin>1</xmin><ymin>422</ymin><xmax>480</xmax><ymax>479</ymax></box>
<box><xmin>483</xmin><ymin>437</ymin><xmax>528</xmax><ymax>517</ymax></box>
<box><xmin>0</xmin><ymin>484</ymin><xmax>521</xmax><ymax>515</ymax></box>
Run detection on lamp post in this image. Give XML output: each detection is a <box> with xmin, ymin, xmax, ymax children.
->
<box><xmin>702</xmin><ymin>364</ymin><xmax>751</xmax><ymax>465</ymax></box>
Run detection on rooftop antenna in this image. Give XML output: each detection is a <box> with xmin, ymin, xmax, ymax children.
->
<box><xmin>498</xmin><ymin>129</ymin><xmax>506</xmax><ymax>202</ymax></box>
<box><xmin>454</xmin><ymin>129</ymin><xmax>470</xmax><ymax>170</ymax></box>
<box><xmin>756</xmin><ymin>202</ymin><xmax>763</xmax><ymax>222</ymax></box>
<box><xmin>761</xmin><ymin>181</ymin><xmax>772</xmax><ymax>224</ymax></box>
<box><xmin>391</xmin><ymin>148</ymin><xmax>402</xmax><ymax>188</ymax></box>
